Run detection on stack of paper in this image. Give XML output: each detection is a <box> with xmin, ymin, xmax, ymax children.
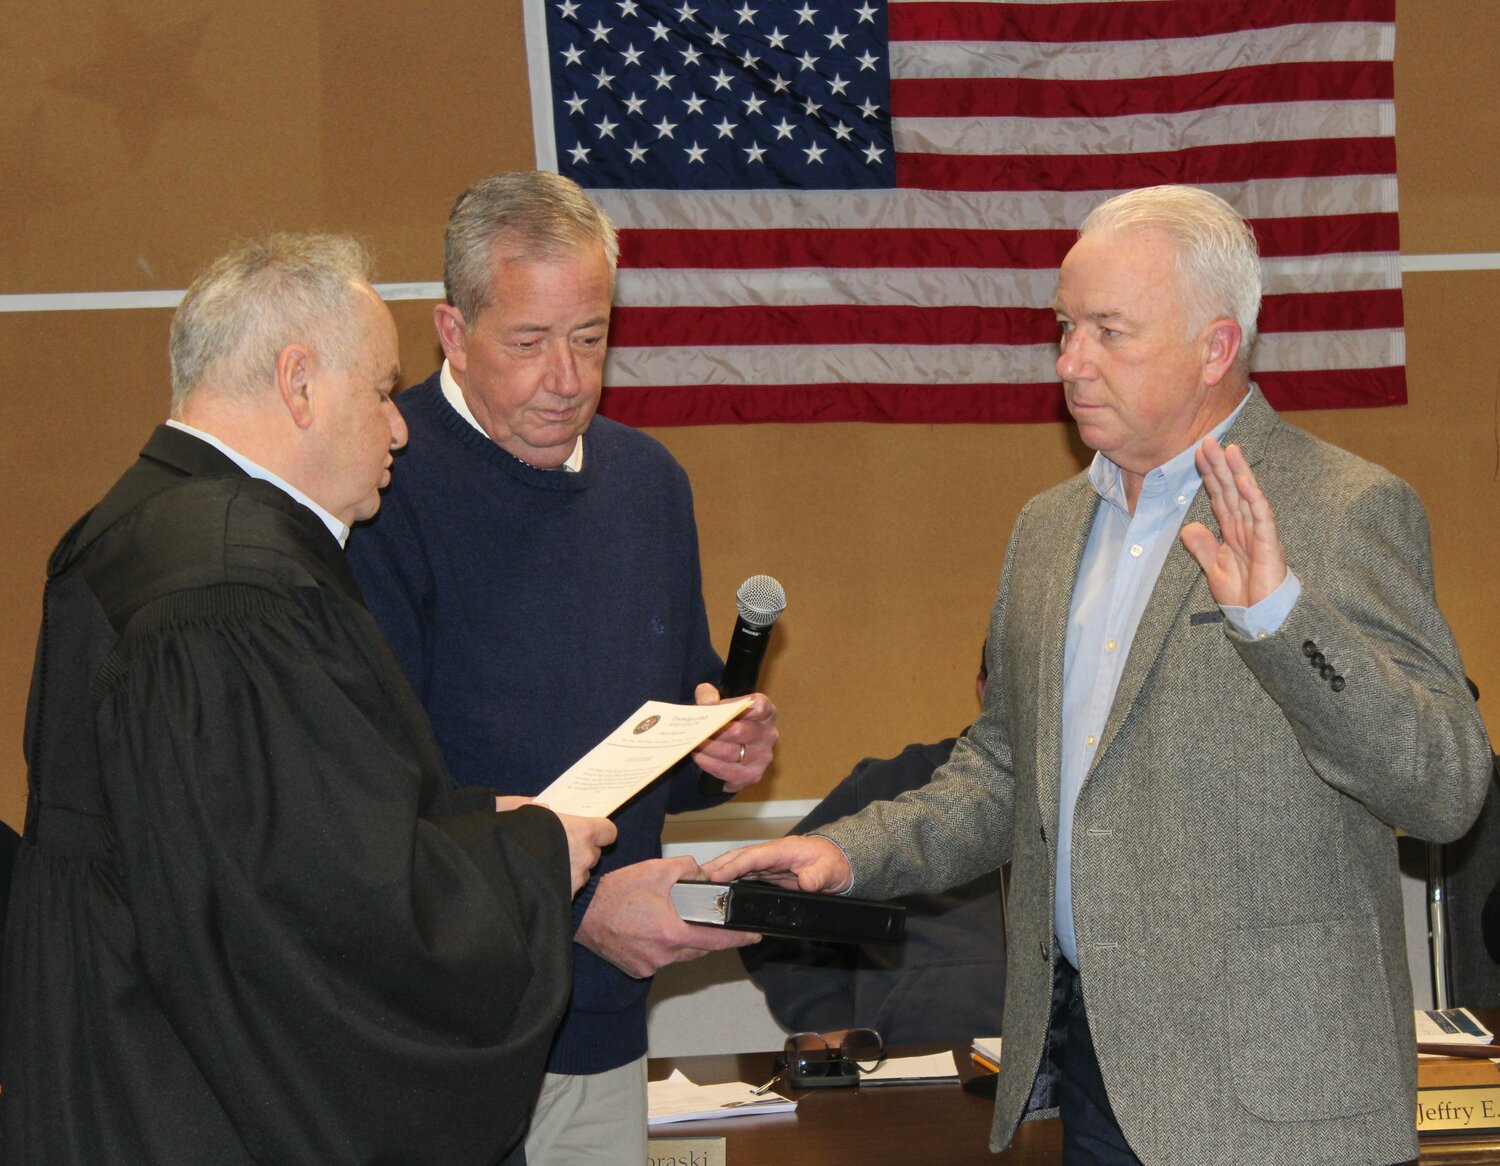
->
<box><xmin>647</xmin><ymin>1070</ymin><xmax>796</xmax><ymax>1125</ymax></box>
<box><xmin>971</xmin><ymin>1036</ymin><xmax>1002</xmax><ymax>1073</ymax></box>
<box><xmin>860</xmin><ymin>1051</ymin><xmax>961</xmax><ymax>1086</ymax></box>
<box><xmin>1416</xmin><ymin>1008</ymin><xmax>1495</xmax><ymax>1057</ymax></box>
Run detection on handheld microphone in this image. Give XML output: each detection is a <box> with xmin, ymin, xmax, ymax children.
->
<box><xmin>700</xmin><ymin>575</ymin><xmax>786</xmax><ymax>796</ymax></box>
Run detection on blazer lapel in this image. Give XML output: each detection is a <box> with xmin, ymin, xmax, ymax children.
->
<box><xmin>1092</xmin><ymin>503</ymin><xmax>1211</xmax><ymax>766</ymax></box>
<box><xmin>1090</xmin><ymin>387</ymin><xmax>1280</xmax><ymax>767</ymax></box>
<box><xmin>1035</xmin><ymin>475</ymin><xmax>1098</xmax><ymax>833</ymax></box>
<box><xmin>1222</xmin><ymin>384</ymin><xmax>1277</xmax><ymax>471</ymax></box>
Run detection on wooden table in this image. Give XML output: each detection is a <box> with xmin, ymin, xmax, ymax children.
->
<box><xmin>650</xmin><ymin>1045</ymin><xmax>1029</xmax><ymax>1164</ymax></box>
<box><xmin>649</xmin><ymin>1044</ymin><xmax>1500</xmax><ymax>1164</ymax></box>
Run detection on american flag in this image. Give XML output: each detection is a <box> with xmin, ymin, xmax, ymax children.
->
<box><xmin>524</xmin><ymin>0</ymin><xmax>1404</xmax><ymax>425</ymax></box>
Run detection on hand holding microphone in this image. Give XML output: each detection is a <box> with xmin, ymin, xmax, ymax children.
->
<box><xmin>696</xmin><ymin>575</ymin><xmax>785</xmax><ymax>796</ymax></box>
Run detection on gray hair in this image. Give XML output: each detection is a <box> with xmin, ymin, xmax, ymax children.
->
<box><xmin>444</xmin><ymin>171</ymin><xmax>620</xmax><ymax>328</ymax></box>
<box><xmin>1079</xmin><ymin>186</ymin><xmax>1262</xmax><ymax>369</ymax></box>
<box><xmin>169</xmin><ymin>232</ymin><xmax>374</xmax><ymax>410</ymax></box>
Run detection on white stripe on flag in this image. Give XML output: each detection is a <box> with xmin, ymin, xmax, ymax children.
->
<box><xmin>889</xmin><ymin>24</ymin><xmax>1394</xmax><ymax>81</ymax></box>
<box><xmin>616</xmin><ymin>258</ymin><xmax>1401</xmax><ymax>313</ymax></box>
<box><xmin>591</xmin><ymin>178</ymin><xmax>1398</xmax><ymax>233</ymax></box>
<box><xmin>603</xmin><ymin>330</ymin><xmax>1405</xmax><ymax>389</ymax></box>
<box><xmin>605</xmin><ymin>342</ymin><xmax>1060</xmax><ymax>386</ymax></box>
<box><xmin>894</xmin><ymin>102</ymin><xmax>1392</xmax><ymax>157</ymax></box>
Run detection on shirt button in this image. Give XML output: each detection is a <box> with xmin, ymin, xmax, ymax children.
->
<box><xmin>1086</xmin><ymin>734</ymin><xmax>1097</xmax><ymax>747</ymax></box>
<box><xmin>1104</xmin><ymin>640</ymin><xmax>1117</xmax><ymax>653</ymax></box>
<box><xmin>1129</xmin><ymin>544</ymin><xmax>1143</xmax><ymax>558</ymax></box>
<box><xmin>1176</xmin><ymin>494</ymin><xmax>1188</xmax><ymax>505</ymax></box>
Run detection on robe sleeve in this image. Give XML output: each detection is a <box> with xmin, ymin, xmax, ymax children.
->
<box><xmin>95</xmin><ymin>582</ymin><xmax>572</xmax><ymax>1165</ymax></box>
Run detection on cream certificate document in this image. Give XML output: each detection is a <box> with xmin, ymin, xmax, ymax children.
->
<box><xmin>534</xmin><ymin>698</ymin><xmax>753</xmax><ymax>817</ymax></box>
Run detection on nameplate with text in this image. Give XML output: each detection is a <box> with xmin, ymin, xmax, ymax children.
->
<box><xmin>1417</xmin><ymin>1085</ymin><xmax>1500</xmax><ymax>1133</ymax></box>
<box><xmin>648</xmin><ymin>1135</ymin><xmax>727</xmax><ymax>1166</ymax></box>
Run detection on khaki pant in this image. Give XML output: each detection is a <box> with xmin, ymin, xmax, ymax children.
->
<box><xmin>524</xmin><ymin>1056</ymin><xmax>648</xmax><ymax>1166</ymax></box>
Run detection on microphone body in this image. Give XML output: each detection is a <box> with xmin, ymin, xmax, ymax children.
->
<box><xmin>719</xmin><ymin>615</ymin><xmax>774</xmax><ymax>698</ymax></box>
<box><xmin>700</xmin><ymin>576</ymin><xmax>786</xmax><ymax>796</ymax></box>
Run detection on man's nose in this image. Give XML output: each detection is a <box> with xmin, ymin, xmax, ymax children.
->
<box><xmin>547</xmin><ymin>343</ymin><xmax>583</xmax><ymax>397</ymax></box>
<box><xmin>1056</xmin><ymin>330</ymin><xmax>1092</xmax><ymax>380</ymax></box>
<box><xmin>389</xmin><ymin>404</ymin><xmax>409</xmax><ymax>450</ymax></box>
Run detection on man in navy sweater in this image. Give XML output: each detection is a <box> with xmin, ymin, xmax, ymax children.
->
<box><xmin>346</xmin><ymin>171</ymin><xmax>779</xmax><ymax>1166</ymax></box>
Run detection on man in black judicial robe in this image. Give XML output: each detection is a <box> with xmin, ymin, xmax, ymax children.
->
<box><xmin>0</xmin><ymin>234</ymin><xmax>614</xmax><ymax>1165</ymax></box>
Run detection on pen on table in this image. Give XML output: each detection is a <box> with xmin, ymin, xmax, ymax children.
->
<box><xmin>752</xmin><ymin>1065</ymin><xmax>785</xmax><ymax>1095</ymax></box>
<box><xmin>970</xmin><ymin>1051</ymin><xmax>1000</xmax><ymax>1074</ymax></box>
<box><xmin>1417</xmin><ymin>1042</ymin><xmax>1500</xmax><ymax>1060</ymax></box>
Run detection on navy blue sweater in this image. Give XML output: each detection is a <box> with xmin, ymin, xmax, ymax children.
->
<box><xmin>347</xmin><ymin>373</ymin><xmax>725</xmax><ymax>1074</ymax></box>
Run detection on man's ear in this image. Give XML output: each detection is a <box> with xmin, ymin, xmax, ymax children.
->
<box><xmin>275</xmin><ymin>343</ymin><xmax>318</xmax><ymax>431</ymax></box>
<box><xmin>433</xmin><ymin>304</ymin><xmax>470</xmax><ymax>372</ymax></box>
<box><xmin>1201</xmin><ymin>319</ymin><xmax>1243</xmax><ymax>388</ymax></box>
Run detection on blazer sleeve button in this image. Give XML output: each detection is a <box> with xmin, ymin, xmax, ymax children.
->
<box><xmin>1331</xmin><ymin>676</ymin><xmax>1346</xmax><ymax>692</ymax></box>
<box><xmin>1310</xmin><ymin>652</ymin><xmax>1326</xmax><ymax>668</ymax></box>
<box><xmin>1320</xmin><ymin>664</ymin><xmax>1336</xmax><ymax>680</ymax></box>
<box><xmin>1302</xmin><ymin>640</ymin><xmax>1318</xmax><ymax>657</ymax></box>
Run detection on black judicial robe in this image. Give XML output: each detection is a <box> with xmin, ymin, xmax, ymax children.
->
<box><xmin>0</xmin><ymin>427</ymin><xmax>572</xmax><ymax>1165</ymax></box>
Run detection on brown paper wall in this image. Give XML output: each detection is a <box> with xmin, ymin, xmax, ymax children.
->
<box><xmin>1</xmin><ymin>0</ymin><xmax>1496</xmax><ymax>827</ymax></box>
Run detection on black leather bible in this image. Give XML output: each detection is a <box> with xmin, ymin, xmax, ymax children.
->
<box><xmin>669</xmin><ymin>879</ymin><xmax>906</xmax><ymax>945</ymax></box>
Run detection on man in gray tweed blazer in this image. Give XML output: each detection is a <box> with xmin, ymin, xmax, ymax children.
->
<box><xmin>705</xmin><ymin>186</ymin><xmax>1492</xmax><ymax>1165</ymax></box>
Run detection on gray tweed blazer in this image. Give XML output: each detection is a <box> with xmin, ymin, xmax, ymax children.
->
<box><xmin>822</xmin><ymin>387</ymin><xmax>1492</xmax><ymax>1165</ymax></box>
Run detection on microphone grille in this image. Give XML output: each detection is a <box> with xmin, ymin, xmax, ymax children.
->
<box><xmin>735</xmin><ymin>575</ymin><xmax>787</xmax><ymax>627</ymax></box>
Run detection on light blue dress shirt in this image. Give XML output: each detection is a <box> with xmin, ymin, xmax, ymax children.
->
<box><xmin>1055</xmin><ymin>397</ymin><xmax>1300</xmax><ymax>967</ymax></box>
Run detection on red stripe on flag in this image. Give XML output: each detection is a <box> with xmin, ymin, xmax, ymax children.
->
<box><xmin>609</xmin><ymin>305</ymin><xmax>1059</xmax><ymax>347</ymax></box>
<box><xmin>1259</xmin><ymin>289</ymin><xmax>1405</xmax><ymax>333</ymax></box>
<box><xmin>617</xmin><ymin>228</ymin><xmax>1076</xmax><ymax>270</ymax></box>
<box><xmin>1266</xmin><ymin>288</ymin><xmax>1404</xmax><ymax>331</ymax></box>
<box><xmin>889</xmin><ymin>0</ymin><xmax>1396</xmax><ymax>44</ymax></box>
<box><xmin>896</xmin><ymin>138</ymin><xmax>1398</xmax><ymax>191</ymax></box>
<box><xmin>1249</xmin><ymin>214</ymin><xmax>1401</xmax><ymax>258</ymax></box>
<box><xmin>616</xmin><ymin>216</ymin><xmax>1401</xmax><ymax>274</ymax></box>
<box><xmin>1255</xmin><ymin>366</ymin><xmax>1406</xmax><ymax>411</ymax></box>
<box><xmin>600</xmin><ymin>369</ymin><xmax>1408</xmax><ymax>428</ymax></box>
<box><xmin>891</xmin><ymin>61</ymin><xmax>1393</xmax><ymax>119</ymax></box>
<box><xmin>606</xmin><ymin>292</ymin><xmax>1403</xmax><ymax>349</ymax></box>
<box><xmin>601</xmin><ymin>381</ymin><xmax>1072</xmax><ymax>426</ymax></box>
